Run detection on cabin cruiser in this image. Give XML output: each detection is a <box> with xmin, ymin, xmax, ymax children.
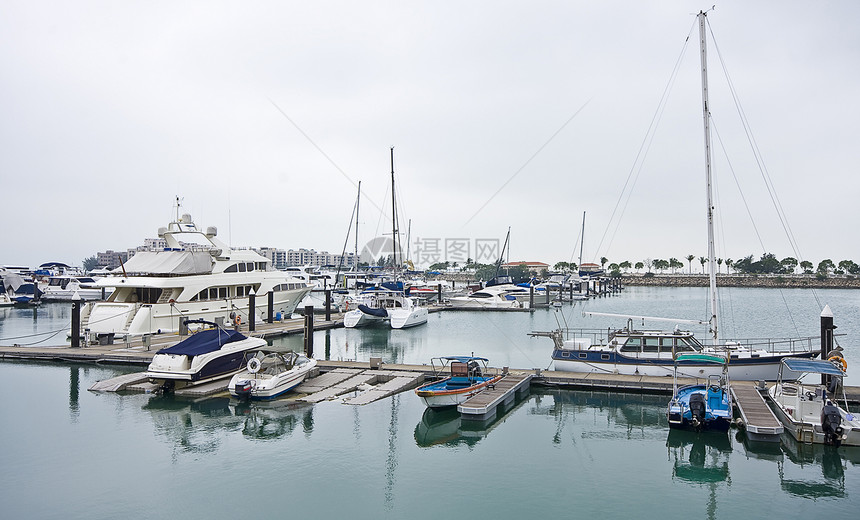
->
<box><xmin>145</xmin><ymin>321</ymin><xmax>267</xmax><ymax>390</ymax></box>
<box><xmin>343</xmin><ymin>286</ymin><xmax>428</xmax><ymax>329</ymax></box>
<box><xmin>533</xmin><ymin>324</ymin><xmax>817</xmax><ymax>381</ymax></box>
<box><xmin>229</xmin><ymin>350</ymin><xmax>317</xmax><ymax>400</ymax></box>
<box><xmin>448</xmin><ymin>284</ymin><xmax>527</xmax><ymax>310</ymax></box>
<box><xmin>767</xmin><ymin>357</ymin><xmax>860</xmax><ymax>446</ymax></box>
<box><xmin>41</xmin><ymin>275</ymin><xmax>109</xmax><ymax>301</ymax></box>
<box><xmin>81</xmin><ymin>209</ymin><xmax>311</xmax><ymax>338</ymax></box>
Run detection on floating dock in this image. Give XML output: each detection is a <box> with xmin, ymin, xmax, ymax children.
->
<box><xmin>458</xmin><ymin>373</ymin><xmax>534</xmax><ymax>420</ymax></box>
<box><xmin>731</xmin><ymin>381</ymin><xmax>784</xmax><ymax>442</ymax></box>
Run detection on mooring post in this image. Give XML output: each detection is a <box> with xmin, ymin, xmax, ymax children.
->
<box><xmin>821</xmin><ymin>304</ymin><xmax>835</xmax><ymax>385</ymax></box>
<box><xmin>325</xmin><ymin>289</ymin><xmax>331</xmax><ymax>321</ymax></box>
<box><xmin>304</xmin><ymin>305</ymin><xmax>314</xmax><ymax>357</ymax></box>
<box><xmin>529</xmin><ymin>285</ymin><xmax>534</xmax><ymax>308</ymax></box>
<box><xmin>71</xmin><ymin>292</ymin><xmax>81</xmax><ymax>348</ymax></box>
<box><xmin>437</xmin><ymin>283</ymin><xmax>442</xmax><ymax>304</ymax></box>
<box><xmin>267</xmin><ymin>291</ymin><xmax>274</xmax><ymax>323</ymax></box>
<box><xmin>248</xmin><ymin>290</ymin><xmax>256</xmax><ymax>332</ymax></box>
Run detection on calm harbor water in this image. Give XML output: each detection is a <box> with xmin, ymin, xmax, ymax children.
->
<box><xmin>1</xmin><ymin>286</ymin><xmax>858</xmax><ymax>518</ymax></box>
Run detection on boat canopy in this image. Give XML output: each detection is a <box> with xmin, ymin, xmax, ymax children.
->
<box><xmin>120</xmin><ymin>251</ymin><xmax>213</xmax><ymax>275</ymax></box>
<box><xmin>675</xmin><ymin>353</ymin><xmax>726</xmax><ymax>364</ymax></box>
<box><xmin>782</xmin><ymin>357</ymin><xmax>845</xmax><ymax>376</ymax></box>
<box><xmin>156</xmin><ymin>329</ymin><xmax>246</xmax><ymax>356</ymax></box>
<box><xmin>441</xmin><ymin>356</ymin><xmax>488</xmax><ymax>363</ymax></box>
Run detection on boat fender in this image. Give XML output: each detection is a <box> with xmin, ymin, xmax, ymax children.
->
<box><xmin>828</xmin><ymin>356</ymin><xmax>847</xmax><ymax>373</ymax></box>
<box><xmin>247</xmin><ymin>357</ymin><xmax>262</xmax><ymax>374</ymax></box>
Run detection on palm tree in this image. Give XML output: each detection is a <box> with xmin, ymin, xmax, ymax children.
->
<box><xmin>699</xmin><ymin>256</ymin><xmax>707</xmax><ymax>274</ymax></box>
<box><xmin>635</xmin><ymin>261</ymin><xmax>644</xmax><ymax>273</ymax></box>
<box><xmin>725</xmin><ymin>258</ymin><xmax>733</xmax><ymax>274</ymax></box>
<box><xmin>686</xmin><ymin>254</ymin><xmax>695</xmax><ymax>274</ymax></box>
<box><xmin>600</xmin><ymin>257</ymin><xmax>608</xmax><ymax>270</ymax></box>
<box><xmin>717</xmin><ymin>258</ymin><xmax>723</xmax><ymax>274</ymax></box>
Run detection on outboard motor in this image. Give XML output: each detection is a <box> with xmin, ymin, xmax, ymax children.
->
<box><xmin>820</xmin><ymin>401</ymin><xmax>844</xmax><ymax>446</ymax></box>
<box><xmin>467</xmin><ymin>360</ymin><xmax>482</xmax><ymax>378</ymax></box>
<box><xmin>234</xmin><ymin>380</ymin><xmax>253</xmax><ymax>401</ymax></box>
<box><xmin>688</xmin><ymin>393</ymin><xmax>706</xmax><ymax>430</ymax></box>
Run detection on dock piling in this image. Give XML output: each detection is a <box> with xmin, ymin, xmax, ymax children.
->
<box><xmin>71</xmin><ymin>295</ymin><xmax>81</xmax><ymax>348</ymax></box>
<box><xmin>304</xmin><ymin>305</ymin><xmax>314</xmax><ymax>357</ymax></box>
<box><xmin>248</xmin><ymin>291</ymin><xmax>256</xmax><ymax>332</ymax></box>
<box><xmin>267</xmin><ymin>291</ymin><xmax>274</xmax><ymax>323</ymax></box>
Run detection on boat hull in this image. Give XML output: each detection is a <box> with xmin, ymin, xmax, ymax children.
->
<box><xmin>145</xmin><ymin>336</ymin><xmax>267</xmax><ymax>386</ymax></box>
<box><xmin>767</xmin><ymin>383</ymin><xmax>860</xmax><ymax>446</ymax></box>
<box><xmin>552</xmin><ymin>349</ymin><xmax>816</xmax><ymax>381</ymax></box>
<box><xmin>667</xmin><ymin>384</ymin><xmax>732</xmax><ymax>432</ymax></box>
<box><xmin>415</xmin><ymin>376</ymin><xmax>503</xmax><ymax>408</ymax></box>
<box><xmin>82</xmin><ymin>287</ymin><xmax>309</xmax><ymax>336</ymax></box>
<box><xmin>229</xmin><ymin>361</ymin><xmax>317</xmax><ymax>400</ymax></box>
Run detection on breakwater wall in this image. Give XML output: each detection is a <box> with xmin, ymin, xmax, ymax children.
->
<box><xmin>619</xmin><ymin>274</ymin><xmax>860</xmax><ymax>289</ymax></box>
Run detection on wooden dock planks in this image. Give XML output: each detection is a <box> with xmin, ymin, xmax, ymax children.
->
<box><xmin>731</xmin><ymin>381</ymin><xmax>783</xmax><ymax>442</ymax></box>
<box><xmin>458</xmin><ymin>373</ymin><xmax>533</xmax><ymax>420</ymax></box>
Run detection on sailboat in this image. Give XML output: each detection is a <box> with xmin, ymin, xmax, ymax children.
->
<box><xmin>536</xmin><ymin>10</ymin><xmax>817</xmax><ymax>381</ymax></box>
<box><xmin>343</xmin><ymin>148</ymin><xmax>428</xmax><ymax>329</ymax></box>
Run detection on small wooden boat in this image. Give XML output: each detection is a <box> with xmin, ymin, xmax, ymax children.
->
<box><xmin>415</xmin><ymin>356</ymin><xmax>503</xmax><ymax>408</ymax></box>
<box><xmin>667</xmin><ymin>353</ymin><xmax>732</xmax><ymax>432</ymax></box>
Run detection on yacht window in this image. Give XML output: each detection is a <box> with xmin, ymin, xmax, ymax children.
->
<box><xmin>676</xmin><ymin>338</ymin><xmax>697</xmax><ymax>352</ymax></box>
<box><xmin>471</xmin><ymin>292</ymin><xmax>491</xmax><ymax>298</ymax></box>
<box><xmin>237</xmin><ymin>286</ymin><xmax>245</xmax><ymax>297</ymax></box>
<box><xmin>135</xmin><ymin>287</ymin><xmax>163</xmax><ymax>304</ymax></box>
<box><xmin>601</xmin><ymin>354</ymin><xmax>610</xmax><ymax>360</ymax></box>
<box><xmin>246</xmin><ymin>263</ymin><xmax>254</xmax><ymax>272</ymax></box>
<box><xmin>659</xmin><ymin>338</ymin><xmax>676</xmax><ymax>353</ymax></box>
<box><xmin>190</xmin><ymin>294</ymin><xmax>198</xmax><ymax>301</ymax></box>
<box><xmin>256</xmin><ymin>262</ymin><xmax>266</xmax><ymax>271</ymax></box>
<box><xmin>225</xmin><ymin>264</ymin><xmax>238</xmax><ymax>273</ymax></box>
<box><xmin>642</xmin><ymin>337</ymin><xmax>659</xmax><ymax>353</ymax></box>
<box><xmin>208</xmin><ymin>288</ymin><xmax>218</xmax><ymax>299</ymax></box>
<box><xmin>578</xmin><ymin>353</ymin><xmax>588</xmax><ymax>359</ymax></box>
<box><xmin>238</xmin><ymin>263</ymin><xmax>247</xmax><ymax>273</ymax></box>
<box><xmin>219</xmin><ymin>287</ymin><xmax>227</xmax><ymax>299</ymax></box>
<box><xmin>620</xmin><ymin>337</ymin><xmax>642</xmax><ymax>353</ymax></box>
<box><xmin>80</xmin><ymin>278</ymin><xmax>95</xmax><ymax>283</ymax></box>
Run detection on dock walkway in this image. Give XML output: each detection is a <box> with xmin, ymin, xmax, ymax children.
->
<box><xmin>731</xmin><ymin>381</ymin><xmax>784</xmax><ymax>442</ymax></box>
<box><xmin>459</xmin><ymin>373</ymin><xmax>534</xmax><ymax>420</ymax></box>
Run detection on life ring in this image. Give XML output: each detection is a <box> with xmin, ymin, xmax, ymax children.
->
<box><xmin>828</xmin><ymin>356</ymin><xmax>847</xmax><ymax>373</ymax></box>
<box><xmin>247</xmin><ymin>357</ymin><xmax>262</xmax><ymax>373</ymax></box>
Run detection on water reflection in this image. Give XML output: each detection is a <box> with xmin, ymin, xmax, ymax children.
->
<box><xmin>414</xmin><ymin>391</ymin><xmax>529</xmax><ymax>448</ymax></box>
<box><xmin>666</xmin><ymin>430</ymin><xmax>732</xmax><ymax>520</ymax></box>
<box><xmin>142</xmin><ymin>396</ymin><xmax>242</xmax><ymax>454</ymax></box>
<box><xmin>69</xmin><ymin>366</ymin><xmax>80</xmax><ymax>421</ymax></box>
<box><xmin>233</xmin><ymin>400</ymin><xmax>314</xmax><ymax>441</ymax></box>
<box><xmin>529</xmin><ymin>388</ymin><xmax>669</xmax><ymax>444</ymax></box>
<box><xmin>779</xmin><ymin>435</ymin><xmax>848</xmax><ymax>498</ymax></box>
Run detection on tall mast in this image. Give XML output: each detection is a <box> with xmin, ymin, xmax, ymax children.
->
<box><xmin>355</xmin><ymin>181</ymin><xmax>361</xmax><ymax>269</ymax></box>
<box><xmin>390</xmin><ymin>147</ymin><xmax>399</xmax><ymax>273</ymax></box>
<box><xmin>578</xmin><ymin>211</ymin><xmax>586</xmax><ymax>271</ymax></box>
<box><xmin>699</xmin><ymin>10</ymin><xmax>719</xmax><ymax>343</ymax></box>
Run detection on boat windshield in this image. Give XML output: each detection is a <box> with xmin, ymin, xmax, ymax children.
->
<box><xmin>619</xmin><ymin>335</ymin><xmax>702</xmax><ymax>353</ymax></box>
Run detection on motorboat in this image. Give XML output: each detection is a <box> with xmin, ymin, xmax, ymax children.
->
<box><xmin>447</xmin><ymin>284</ymin><xmax>526</xmax><ymax>310</ymax></box>
<box><xmin>535</xmin><ymin>324</ymin><xmax>817</xmax><ymax>381</ymax></box>
<box><xmin>41</xmin><ymin>275</ymin><xmax>109</xmax><ymax>301</ymax></box>
<box><xmin>145</xmin><ymin>321</ymin><xmax>267</xmax><ymax>390</ymax></box>
<box><xmin>81</xmin><ymin>201</ymin><xmax>312</xmax><ymax>338</ymax></box>
<box><xmin>667</xmin><ymin>353</ymin><xmax>732</xmax><ymax>432</ymax></box>
<box><xmin>229</xmin><ymin>350</ymin><xmax>317</xmax><ymax>400</ymax></box>
<box><xmin>343</xmin><ymin>287</ymin><xmax>428</xmax><ymax>329</ymax></box>
<box><xmin>414</xmin><ymin>356</ymin><xmax>504</xmax><ymax>408</ymax></box>
<box><xmin>767</xmin><ymin>356</ymin><xmax>860</xmax><ymax>446</ymax></box>
<box><xmin>534</xmin><ymin>11</ymin><xmax>819</xmax><ymax>380</ymax></box>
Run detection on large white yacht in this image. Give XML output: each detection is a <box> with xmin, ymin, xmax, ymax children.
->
<box><xmin>81</xmin><ymin>210</ymin><xmax>311</xmax><ymax>338</ymax></box>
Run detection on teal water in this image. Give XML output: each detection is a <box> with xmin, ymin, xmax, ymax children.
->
<box><xmin>1</xmin><ymin>287</ymin><xmax>858</xmax><ymax>518</ymax></box>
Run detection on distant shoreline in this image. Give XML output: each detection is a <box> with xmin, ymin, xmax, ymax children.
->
<box><xmin>619</xmin><ymin>274</ymin><xmax>860</xmax><ymax>289</ymax></box>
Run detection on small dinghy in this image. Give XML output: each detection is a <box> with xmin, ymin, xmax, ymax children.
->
<box><xmin>415</xmin><ymin>356</ymin><xmax>504</xmax><ymax>409</ymax></box>
<box><xmin>229</xmin><ymin>350</ymin><xmax>317</xmax><ymax>400</ymax></box>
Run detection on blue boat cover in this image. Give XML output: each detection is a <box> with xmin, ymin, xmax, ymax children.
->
<box><xmin>156</xmin><ymin>329</ymin><xmax>247</xmax><ymax>356</ymax></box>
<box><xmin>441</xmin><ymin>356</ymin><xmax>489</xmax><ymax>363</ymax></box>
<box><xmin>783</xmin><ymin>357</ymin><xmax>845</xmax><ymax>376</ymax></box>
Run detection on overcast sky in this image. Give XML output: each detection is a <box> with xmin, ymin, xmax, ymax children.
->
<box><xmin>2</xmin><ymin>1</ymin><xmax>858</xmax><ymax>270</ymax></box>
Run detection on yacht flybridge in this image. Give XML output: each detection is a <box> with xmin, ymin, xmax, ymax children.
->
<box><xmin>81</xmin><ymin>206</ymin><xmax>311</xmax><ymax>338</ymax></box>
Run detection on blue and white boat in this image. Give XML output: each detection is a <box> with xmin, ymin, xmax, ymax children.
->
<box><xmin>145</xmin><ymin>322</ymin><xmax>267</xmax><ymax>390</ymax></box>
<box><xmin>667</xmin><ymin>353</ymin><xmax>732</xmax><ymax>432</ymax></box>
<box><xmin>414</xmin><ymin>356</ymin><xmax>503</xmax><ymax>408</ymax></box>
